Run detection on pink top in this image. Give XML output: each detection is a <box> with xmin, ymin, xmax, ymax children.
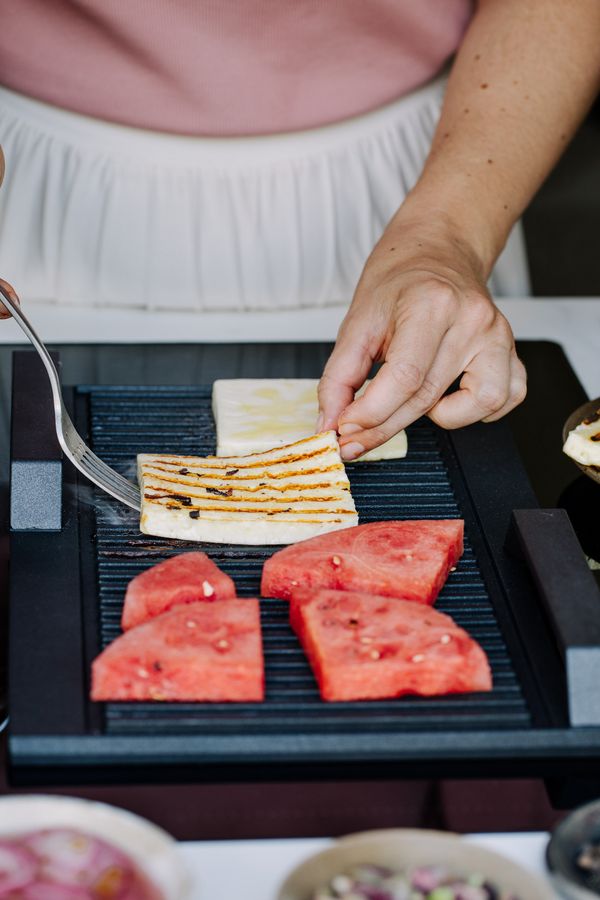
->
<box><xmin>0</xmin><ymin>1</ymin><xmax>472</xmax><ymax>136</ymax></box>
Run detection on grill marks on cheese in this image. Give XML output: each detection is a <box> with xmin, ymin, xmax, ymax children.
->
<box><xmin>138</xmin><ymin>432</ymin><xmax>358</xmax><ymax>544</ymax></box>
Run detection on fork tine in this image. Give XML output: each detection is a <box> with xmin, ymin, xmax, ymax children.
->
<box><xmin>81</xmin><ymin>449</ymin><xmax>138</xmax><ymax>490</ymax></box>
<box><xmin>79</xmin><ymin>453</ymin><xmax>141</xmax><ymax>507</ymax></box>
<box><xmin>79</xmin><ymin>466</ymin><xmax>141</xmax><ymax>509</ymax></box>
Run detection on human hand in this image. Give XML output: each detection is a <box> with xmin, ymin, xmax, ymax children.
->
<box><xmin>0</xmin><ymin>278</ymin><xmax>19</xmax><ymax>319</ymax></box>
<box><xmin>317</xmin><ymin>220</ymin><xmax>526</xmax><ymax>460</ymax></box>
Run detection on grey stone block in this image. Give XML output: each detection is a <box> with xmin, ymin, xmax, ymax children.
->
<box><xmin>10</xmin><ymin>460</ymin><xmax>62</xmax><ymax>531</ymax></box>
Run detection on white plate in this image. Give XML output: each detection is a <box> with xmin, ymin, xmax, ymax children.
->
<box><xmin>0</xmin><ymin>794</ymin><xmax>192</xmax><ymax>898</ymax></box>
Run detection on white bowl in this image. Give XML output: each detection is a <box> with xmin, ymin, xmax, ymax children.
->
<box><xmin>0</xmin><ymin>794</ymin><xmax>191</xmax><ymax>899</ymax></box>
<box><xmin>277</xmin><ymin>828</ymin><xmax>553</xmax><ymax>900</ymax></box>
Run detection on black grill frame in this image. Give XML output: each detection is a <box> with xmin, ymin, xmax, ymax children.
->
<box><xmin>9</xmin><ymin>373</ymin><xmax>600</xmax><ymax>785</ymax></box>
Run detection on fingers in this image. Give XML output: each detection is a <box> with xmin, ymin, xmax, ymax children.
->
<box><xmin>317</xmin><ymin>321</ymin><xmax>374</xmax><ymax>432</ymax></box>
<box><xmin>428</xmin><ymin>344</ymin><xmax>520</xmax><ymax>430</ymax></box>
<box><xmin>481</xmin><ymin>352</ymin><xmax>527</xmax><ymax>422</ymax></box>
<box><xmin>338</xmin><ymin>331</ymin><xmax>466</xmax><ymax>458</ymax></box>
<box><xmin>0</xmin><ymin>278</ymin><xmax>19</xmax><ymax>319</ymax></box>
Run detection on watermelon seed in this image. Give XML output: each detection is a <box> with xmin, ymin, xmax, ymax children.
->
<box><xmin>406</xmin><ymin>553</ymin><xmax>413</xmax><ymax>560</ymax></box>
<box><xmin>202</xmin><ymin>580</ymin><xmax>215</xmax><ymax>598</ymax></box>
<box><xmin>136</xmin><ymin>668</ymin><xmax>150</xmax><ymax>679</ymax></box>
<box><xmin>152</xmin><ymin>661</ymin><xmax>163</xmax><ymax>671</ymax></box>
<box><xmin>412</xmin><ymin>654</ymin><xmax>426</xmax><ymax>663</ymax></box>
<box><xmin>369</xmin><ymin>650</ymin><xmax>381</xmax><ymax>660</ymax></box>
<box><xmin>186</xmin><ymin>620</ymin><xmax>197</xmax><ymax>628</ymax></box>
<box><xmin>360</xmin><ymin>636</ymin><xmax>373</xmax><ymax>644</ymax></box>
<box><xmin>331</xmin><ymin>555</ymin><xmax>341</xmax><ymax>566</ymax></box>
<box><xmin>450</xmin><ymin>566</ymin><xmax>457</xmax><ymax>572</ymax></box>
<box><xmin>216</xmin><ymin>639</ymin><xmax>230</xmax><ymax>651</ymax></box>
<box><xmin>291</xmin><ymin>580</ymin><xmax>299</xmax><ymax>586</ymax></box>
<box><xmin>440</xmin><ymin>634</ymin><xmax>451</xmax><ymax>644</ymax></box>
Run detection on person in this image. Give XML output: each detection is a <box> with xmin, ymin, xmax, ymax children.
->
<box><xmin>0</xmin><ymin>0</ymin><xmax>599</xmax><ymax>460</ymax></box>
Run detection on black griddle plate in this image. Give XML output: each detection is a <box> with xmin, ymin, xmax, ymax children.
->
<box><xmin>9</xmin><ymin>381</ymin><xmax>600</xmax><ymax>784</ymax></box>
<box><xmin>89</xmin><ymin>388</ymin><xmax>527</xmax><ymax>736</ymax></box>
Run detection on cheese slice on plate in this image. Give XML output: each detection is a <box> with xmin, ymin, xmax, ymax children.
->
<box><xmin>212</xmin><ymin>378</ymin><xmax>407</xmax><ymax>462</ymax></box>
<box><xmin>138</xmin><ymin>430</ymin><xmax>358</xmax><ymax>545</ymax></box>
<box><xmin>563</xmin><ymin>410</ymin><xmax>600</xmax><ymax>467</ymax></box>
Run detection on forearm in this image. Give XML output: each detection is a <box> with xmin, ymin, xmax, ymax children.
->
<box><xmin>393</xmin><ymin>0</ymin><xmax>600</xmax><ymax>277</ymax></box>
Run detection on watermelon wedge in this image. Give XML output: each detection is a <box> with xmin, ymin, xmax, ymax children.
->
<box><xmin>92</xmin><ymin>600</ymin><xmax>264</xmax><ymax>702</ymax></box>
<box><xmin>290</xmin><ymin>588</ymin><xmax>491</xmax><ymax>701</ymax></box>
<box><xmin>261</xmin><ymin>520</ymin><xmax>464</xmax><ymax>605</ymax></box>
<box><xmin>121</xmin><ymin>551</ymin><xmax>236</xmax><ymax>630</ymax></box>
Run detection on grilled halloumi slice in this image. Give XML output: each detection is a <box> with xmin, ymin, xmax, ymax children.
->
<box><xmin>212</xmin><ymin>378</ymin><xmax>407</xmax><ymax>462</ymax></box>
<box><xmin>138</xmin><ymin>431</ymin><xmax>358</xmax><ymax>545</ymax></box>
<box><xmin>563</xmin><ymin>409</ymin><xmax>600</xmax><ymax>467</ymax></box>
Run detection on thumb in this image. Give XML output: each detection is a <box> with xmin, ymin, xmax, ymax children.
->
<box><xmin>317</xmin><ymin>321</ymin><xmax>373</xmax><ymax>433</ymax></box>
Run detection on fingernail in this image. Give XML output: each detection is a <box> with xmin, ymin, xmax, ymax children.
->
<box><xmin>341</xmin><ymin>441</ymin><xmax>365</xmax><ymax>461</ymax></box>
<box><xmin>338</xmin><ymin>422</ymin><xmax>361</xmax><ymax>437</ymax></box>
<box><xmin>315</xmin><ymin>413</ymin><xmax>324</xmax><ymax>433</ymax></box>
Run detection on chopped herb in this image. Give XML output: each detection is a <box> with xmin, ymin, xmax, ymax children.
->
<box><xmin>152</xmin><ymin>660</ymin><xmax>163</xmax><ymax>672</ymax></box>
<box><xmin>226</xmin><ymin>468</ymin><xmax>239</xmax><ymax>476</ymax></box>
<box><xmin>189</xmin><ymin>510</ymin><xmax>200</xmax><ymax>519</ymax></box>
<box><xmin>205</xmin><ymin>487</ymin><xmax>233</xmax><ymax>497</ymax></box>
<box><xmin>179</xmin><ymin>468</ymin><xmax>189</xmax><ymax>475</ymax></box>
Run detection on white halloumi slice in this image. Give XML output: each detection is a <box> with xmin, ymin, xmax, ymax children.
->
<box><xmin>563</xmin><ymin>409</ymin><xmax>600</xmax><ymax>467</ymax></box>
<box><xmin>212</xmin><ymin>378</ymin><xmax>407</xmax><ymax>462</ymax></box>
<box><xmin>138</xmin><ymin>430</ymin><xmax>358</xmax><ymax>545</ymax></box>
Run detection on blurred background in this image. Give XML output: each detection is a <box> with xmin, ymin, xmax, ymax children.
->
<box><xmin>524</xmin><ymin>96</ymin><xmax>600</xmax><ymax>296</ymax></box>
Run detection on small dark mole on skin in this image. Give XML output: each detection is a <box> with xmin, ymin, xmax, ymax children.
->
<box><xmin>464</xmin><ymin>108</ymin><xmax>470</xmax><ymax>114</ymax></box>
<box><xmin>475</xmin><ymin>54</ymin><xmax>481</xmax><ymax>60</ymax></box>
<box><xmin>503</xmin><ymin>204</ymin><xmax>508</xmax><ymax>210</ymax></box>
<box><xmin>487</xmin><ymin>159</ymin><xmax>493</xmax><ymax>164</ymax></box>
<box><xmin>480</xmin><ymin>83</ymin><xmax>488</xmax><ymax>89</ymax></box>
<box><xmin>560</xmin><ymin>133</ymin><xmax>567</xmax><ymax>141</ymax></box>
<box><xmin>389</xmin><ymin>246</ymin><xmax>395</xmax><ymax>251</ymax></box>
<box><xmin>500</xmin><ymin>107</ymin><xmax>506</xmax><ymax>113</ymax></box>
<box><xmin>513</xmin><ymin>80</ymin><xmax>519</xmax><ymax>85</ymax></box>
<box><xmin>525</xmin><ymin>95</ymin><xmax>530</xmax><ymax>100</ymax></box>
<box><xmin>443</xmin><ymin>131</ymin><xmax>450</xmax><ymax>138</ymax></box>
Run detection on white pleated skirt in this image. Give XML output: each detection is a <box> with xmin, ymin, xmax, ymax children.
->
<box><xmin>0</xmin><ymin>79</ymin><xmax>529</xmax><ymax>314</ymax></box>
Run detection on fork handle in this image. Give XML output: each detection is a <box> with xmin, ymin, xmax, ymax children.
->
<box><xmin>0</xmin><ymin>284</ymin><xmax>63</xmax><ymax>399</ymax></box>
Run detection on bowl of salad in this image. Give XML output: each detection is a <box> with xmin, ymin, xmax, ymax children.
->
<box><xmin>0</xmin><ymin>794</ymin><xmax>191</xmax><ymax>898</ymax></box>
<box><xmin>276</xmin><ymin>828</ymin><xmax>552</xmax><ymax>900</ymax></box>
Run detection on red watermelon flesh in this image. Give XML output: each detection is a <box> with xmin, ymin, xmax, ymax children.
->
<box><xmin>289</xmin><ymin>588</ymin><xmax>491</xmax><ymax>701</ymax></box>
<box><xmin>92</xmin><ymin>600</ymin><xmax>264</xmax><ymax>702</ymax></box>
<box><xmin>261</xmin><ymin>520</ymin><xmax>464</xmax><ymax>605</ymax></box>
<box><xmin>121</xmin><ymin>551</ymin><xmax>236</xmax><ymax>630</ymax></box>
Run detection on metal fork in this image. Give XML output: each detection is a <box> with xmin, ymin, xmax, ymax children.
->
<box><xmin>0</xmin><ymin>284</ymin><xmax>141</xmax><ymax>510</ymax></box>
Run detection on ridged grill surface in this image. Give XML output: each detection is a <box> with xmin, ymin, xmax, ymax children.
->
<box><xmin>85</xmin><ymin>386</ymin><xmax>531</xmax><ymax>734</ymax></box>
